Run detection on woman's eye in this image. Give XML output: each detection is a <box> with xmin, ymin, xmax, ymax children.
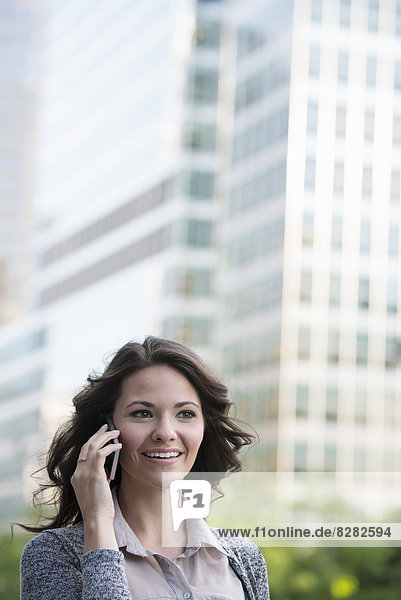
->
<box><xmin>131</xmin><ymin>410</ymin><xmax>152</xmax><ymax>418</ymax></box>
<box><xmin>177</xmin><ymin>410</ymin><xmax>195</xmax><ymax>419</ymax></box>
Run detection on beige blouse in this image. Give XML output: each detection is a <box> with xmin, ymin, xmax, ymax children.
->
<box><xmin>112</xmin><ymin>489</ymin><xmax>246</xmax><ymax>600</ymax></box>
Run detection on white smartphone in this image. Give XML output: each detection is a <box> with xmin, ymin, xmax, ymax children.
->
<box><xmin>105</xmin><ymin>417</ymin><xmax>120</xmax><ymax>481</ymax></box>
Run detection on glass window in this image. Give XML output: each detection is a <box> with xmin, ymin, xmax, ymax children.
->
<box><xmin>194</xmin><ymin>19</ymin><xmax>221</xmax><ymax>48</ymax></box>
<box><xmin>298</xmin><ymin>326</ymin><xmax>311</xmax><ymax>360</ymax></box>
<box><xmin>390</xmin><ymin>170</ymin><xmax>400</xmax><ymax>201</ymax></box>
<box><xmin>331</xmin><ymin>215</ymin><xmax>343</xmax><ymax>250</ymax></box>
<box><xmin>358</xmin><ymin>277</ymin><xmax>370</xmax><ymax>309</ymax></box>
<box><xmin>335</xmin><ymin>106</ymin><xmax>347</xmax><ymax>138</ymax></box>
<box><xmin>302</xmin><ymin>212</ymin><xmax>314</xmax><ymax>246</ymax></box>
<box><xmin>364</xmin><ymin>110</ymin><xmax>375</xmax><ymax>141</ymax></box>
<box><xmin>396</xmin><ymin>0</ymin><xmax>401</xmax><ymax>36</ymax></box>
<box><xmin>385</xmin><ymin>336</ymin><xmax>399</xmax><ymax>368</ymax></box>
<box><xmin>329</xmin><ymin>272</ymin><xmax>341</xmax><ymax>307</ymax></box>
<box><xmin>300</xmin><ymin>269</ymin><xmax>312</xmax><ymax>302</ymax></box>
<box><xmin>324</xmin><ymin>445</ymin><xmax>337</xmax><ymax>471</ymax></box>
<box><xmin>187</xmin><ymin>68</ymin><xmax>219</xmax><ymax>104</ymax></box>
<box><xmin>368</xmin><ymin>0</ymin><xmax>379</xmax><ymax>33</ymax></box>
<box><xmin>307</xmin><ymin>100</ymin><xmax>318</xmax><ymax>133</ymax></box>
<box><xmin>311</xmin><ymin>0</ymin><xmax>322</xmax><ymax>23</ymax></box>
<box><xmin>326</xmin><ymin>387</ymin><xmax>338</xmax><ymax>422</ymax></box>
<box><xmin>187</xmin><ymin>171</ymin><xmax>214</xmax><ymax>199</ymax></box>
<box><xmin>339</xmin><ymin>0</ymin><xmax>351</xmax><ymax>28</ymax></box>
<box><xmin>309</xmin><ymin>45</ymin><xmax>320</xmax><ymax>77</ymax></box>
<box><xmin>360</xmin><ymin>220</ymin><xmax>371</xmax><ymax>254</ymax></box>
<box><xmin>388</xmin><ymin>224</ymin><xmax>399</xmax><ymax>257</ymax></box>
<box><xmin>305</xmin><ymin>155</ymin><xmax>316</xmax><ymax>189</ymax></box>
<box><xmin>356</xmin><ymin>333</ymin><xmax>368</xmax><ymax>365</ymax></box>
<box><xmin>183</xmin><ymin>123</ymin><xmax>216</xmax><ymax>152</ymax></box>
<box><xmin>338</xmin><ymin>51</ymin><xmax>349</xmax><ymax>83</ymax></box>
<box><xmin>294</xmin><ymin>442</ymin><xmax>307</xmax><ymax>471</ymax></box>
<box><xmin>296</xmin><ymin>385</ymin><xmax>308</xmax><ymax>418</ymax></box>
<box><xmin>355</xmin><ymin>389</ymin><xmax>367</xmax><ymax>425</ymax></box>
<box><xmin>328</xmin><ymin>330</ymin><xmax>340</xmax><ymax>363</ymax></box>
<box><xmin>186</xmin><ymin>220</ymin><xmax>212</xmax><ymax>247</ymax></box>
<box><xmin>387</xmin><ymin>279</ymin><xmax>398</xmax><ymax>313</ymax></box>
<box><xmin>395</xmin><ymin>61</ymin><xmax>401</xmax><ymax>91</ymax></box>
<box><xmin>366</xmin><ymin>56</ymin><xmax>377</xmax><ymax>87</ymax></box>
<box><xmin>333</xmin><ymin>162</ymin><xmax>344</xmax><ymax>194</ymax></box>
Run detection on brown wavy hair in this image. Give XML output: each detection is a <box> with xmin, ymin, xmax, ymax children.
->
<box><xmin>20</xmin><ymin>336</ymin><xmax>255</xmax><ymax>532</ymax></box>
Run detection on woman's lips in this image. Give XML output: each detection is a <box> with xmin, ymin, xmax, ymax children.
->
<box><xmin>141</xmin><ymin>453</ymin><xmax>183</xmax><ymax>465</ymax></box>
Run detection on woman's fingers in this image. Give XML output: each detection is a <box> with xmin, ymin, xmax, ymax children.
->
<box><xmin>71</xmin><ymin>423</ymin><xmax>122</xmax><ymax>524</ymax></box>
<box><xmin>78</xmin><ymin>424</ymin><xmax>120</xmax><ymax>460</ymax></box>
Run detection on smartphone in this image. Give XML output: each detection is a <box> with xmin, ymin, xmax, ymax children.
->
<box><xmin>105</xmin><ymin>417</ymin><xmax>120</xmax><ymax>482</ymax></box>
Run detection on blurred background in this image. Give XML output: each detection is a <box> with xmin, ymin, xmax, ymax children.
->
<box><xmin>1</xmin><ymin>0</ymin><xmax>401</xmax><ymax>597</ymax></box>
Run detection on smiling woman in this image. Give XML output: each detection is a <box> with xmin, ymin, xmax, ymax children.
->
<box><xmin>19</xmin><ymin>336</ymin><xmax>270</xmax><ymax>600</ymax></box>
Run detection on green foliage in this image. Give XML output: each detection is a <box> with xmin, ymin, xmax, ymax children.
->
<box><xmin>262</xmin><ymin>545</ymin><xmax>401</xmax><ymax>599</ymax></box>
<box><xmin>0</xmin><ymin>529</ymin><xmax>34</xmax><ymax>600</ymax></box>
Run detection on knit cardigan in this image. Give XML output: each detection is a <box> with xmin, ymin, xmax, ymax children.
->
<box><xmin>20</xmin><ymin>521</ymin><xmax>269</xmax><ymax>600</ymax></box>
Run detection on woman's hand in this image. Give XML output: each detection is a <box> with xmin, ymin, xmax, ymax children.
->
<box><xmin>70</xmin><ymin>424</ymin><xmax>122</xmax><ymax>552</ymax></box>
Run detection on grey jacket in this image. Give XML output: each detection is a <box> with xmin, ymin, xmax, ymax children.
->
<box><xmin>20</xmin><ymin>522</ymin><xmax>269</xmax><ymax>600</ymax></box>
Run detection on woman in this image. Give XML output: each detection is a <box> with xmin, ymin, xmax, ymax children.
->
<box><xmin>20</xmin><ymin>336</ymin><xmax>269</xmax><ymax>599</ymax></box>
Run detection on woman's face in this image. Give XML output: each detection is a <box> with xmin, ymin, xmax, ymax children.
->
<box><xmin>112</xmin><ymin>365</ymin><xmax>204</xmax><ymax>489</ymax></box>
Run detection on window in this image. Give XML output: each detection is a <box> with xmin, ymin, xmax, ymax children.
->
<box><xmin>385</xmin><ymin>336</ymin><xmax>400</xmax><ymax>368</ymax></box>
<box><xmin>364</xmin><ymin>110</ymin><xmax>375</xmax><ymax>142</ymax></box>
<box><xmin>331</xmin><ymin>215</ymin><xmax>343</xmax><ymax>249</ymax></box>
<box><xmin>339</xmin><ymin>0</ymin><xmax>351</xmax><ymax>28</ymax></box>
<box><xmin>186</xmin><ymin>220</ymin><xmax>212</xmax><ymax>247</ymax></box>
<box><xmin>324</xmin><ymin>445</ymin><xmax>337</xmax><ymax>471</ymax></box>
<box><xmin>358</xmin><ymin>277</ymin><xmax>370</xmax><ymax>309</ymax></box>
<box><xmin>388</xmin><ymin>224</ymin><xmax>399</xmax><ymax>257</ymax></box>
<box><xmin>355</xmin><ymin>390</ymin><xmax>367</xmax><ymax>425</ymax></box>
<box><xmin>387</xmin><ymin>279</ymin><xmax>398</xmax><ymax>313</ymax></box>
<box><xmin>187</xmin><ymin>171</ymin><xmax>214</xmax><ymax>199</ymax></box>
<box><xmin>307</xmin><ymin>100</ymin><xmax>318</xmax><ymax>133</ymax></box>
<box><xmin>184</xmin><ymin>123</ymin><xmax>216</xmax><ymax>151</ymax></box>
<box><xmin>362</xmin><ymin>166</ymin><xmax>373</xmax><ymax>198</ymax></box>
<box><xmin>329</xmin><ymin>272</ymin><xmax>341</xmax><ymax>307</ymax></box>
<box><xmin>296</xmin><ymin>385</ymin><xmax>308</xmax><ymax>418</ymax></box>
<box><xmin>328</xmin><ymin>330</ymin><xmax>340</xmax><ymax>363</ymax></box>
<box><xmin>356</xmin><ymin>333</ymin><xmax>368</xmax><ymax>365</ymax></box>
<box><xmin>305</xmin><ymin>155</ymin><xmax>316</xmax><ymax>189</ymax></box>
<box><xmin>338</xmin><ymin>51</ymin><xmax>349</xmax><ymax>83</ymax></box>
<box><xmin>326</xmin><ymin>387</ymin><xmax>338</xmax><ymax>422</ymax></box>
<box><xmin>194</xmin><ymin>19</ymin><xmax>221</xmax><ymax>48</ymax></box>
<box><xmin>335</xmin><ymin>106</ymin><xmax>347</xmax><ymax>138</ymax></box>
<box><xmin>188</xmin><ymin>68</ymin><xmax>219</xmax><ymax>104</ymax></box>
<box><xmin>396</xmin><ymin>0</ymin><xmax>401</xmax><ymax>37</ymax></box>
<box><xmin>300</xmin><ymin>269</ymin><xmax>312</xmax><ymax>302</ymax></box>
<box><xmin>302</xmin><ymin>212</ymin><xmax>314</xmax><ymax>246</ymax></box>
<box><xmin>360</xmin><ymin>220</ymin><xmax>371</xmax><ymax>254</ymax></box>
<box><xmin>367</xmin><ymin>0</ymin><xmax>379</xmax><ymax>33</ymax></box>
<box><xmin>333</xmin><ymin>162</ymin><xmax>344</xmax><ymax>194</ymax></box>
<box><xmin>311</xmin><ymin>0</ymin><xmax>322</xmax><ymax>23</ymax></box>
<box><xmin>390</xmin><ymin>170</ymin><xmax>400</xmax><ymax>202</ymax></box>
<box><xmin>366</xmin><ymin>56</ymin><xmax>377</xmax><ymax>87</ymax></box>
<box><xmin>309</xmin><ymin>45</ymin><xmax>320</xmax><ymax>77</ymax></box>
<box><xmin>395</xmin><ymin>61</ymin><xmax>401</xmax><ymax>91</ymax></box>
<box><xmin>294</xmin><ymin>442</ymin><xmax>307</xmax><ymax>471</ymax></box>
<box><xmin>298</xmin><ymin>326</ymin><xmax>311</xmax><ymax>360</ymax></box>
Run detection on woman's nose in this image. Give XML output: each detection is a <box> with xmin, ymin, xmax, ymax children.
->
<box><xmin>151</xmin><ymin>417</ymin><xmax>178</xmax><ymax>442</ymax></box>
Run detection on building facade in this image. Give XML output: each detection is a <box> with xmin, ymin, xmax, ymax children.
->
<box><xmin>0</xmin><ymin>0</ymin><xmax>400</xmax><ymax>519</ymax></box>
